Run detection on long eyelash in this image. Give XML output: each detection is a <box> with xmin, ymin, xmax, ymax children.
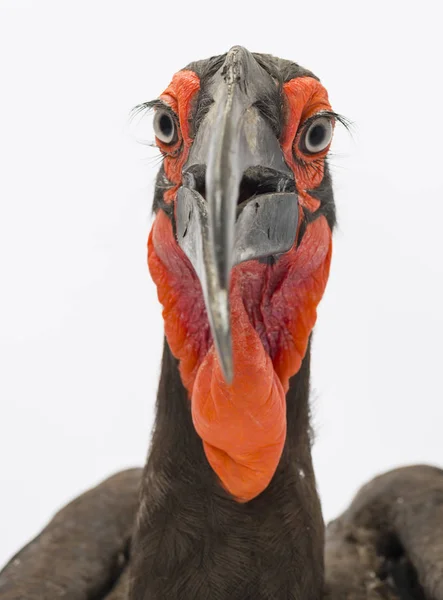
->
<box><xmin>133</xmin><ymin>151</ymin><xmax>166</xmax><ymax>171</ymax></box>
<box><xmin>129</xmin><ymin>99</ymin><xmax>180</xmax><ymax>143</ymax></box>
<box><xmin>299</xmin><ymin>110</ymin><xmax>352</xmax><ymax>133</ymax></box>
<box><xmin>295</xmin><ymin>111</ymin><xmax>353</xmax><ymax>178</ymax></box>
<box><xmin>147</xmin><ymin>153</ymin><xmax>166</xmax><ymax>168</ymax></box>
<box><xmin>303</xmin><ymin>159</ymin><xmax>324</xmax><ymax>178</ymax></box>
<box><xmin>129</xmin><ymin>99</ymin><xmax>182</xmax><ymax>160</ymax></box>
<box><xmin>128</xmin><ymin>101</ymin><xmax>161</xmax><ymax>147</ymax></box>
<box><xmin>295</xmin><ymin>153</ymin><xmax>325</xmax><ymax>177</ymax></box>
<box><xmin>130</xmin><ymin>99</ymin><xmax>170</xmax><ymax>121</ymax></box>
<box><xmin>328</xmin><ymin>111</ymin><xmax>353</xmax><ymax>132</ymax></box>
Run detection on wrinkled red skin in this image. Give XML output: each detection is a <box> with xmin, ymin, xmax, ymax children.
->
<box><xmin>148</xmin><ymin>71</ymin><xmax>333</xmax><ymax>502</ymax></box>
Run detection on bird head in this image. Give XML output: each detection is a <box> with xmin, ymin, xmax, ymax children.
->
<box><xmin>144</xmin><ymin>47</ymin><xmax>338</xmax><ymax>501</ymax></box>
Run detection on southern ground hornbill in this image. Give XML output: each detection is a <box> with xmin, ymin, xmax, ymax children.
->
<box><xmin>1</xmin><ymin>47</ymin><xmax>442</xmax><ymax>600</ymax></box>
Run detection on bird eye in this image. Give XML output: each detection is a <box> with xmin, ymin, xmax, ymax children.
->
<box><xmin>301</xmin><ymin>116</ymin><xmax>333</xmax><ymax>155</ymax></box>
<box><xmin>153</xmin><ymin>109</ymin><xmax>177</xmax><ymax>145</ymax></box>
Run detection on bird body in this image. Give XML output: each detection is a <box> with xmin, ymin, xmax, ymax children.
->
<box><xmin>1</xmin><ymin>47</ymin><xmax>442</xmax><ymax>600</ymax></box>
<box><xmin>128</xmin><ymin>48</ymin><xmax>333</xmax><ymax>598</ymax></box>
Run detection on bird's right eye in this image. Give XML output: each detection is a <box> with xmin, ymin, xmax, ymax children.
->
<box><xmin>153</xmin><ymin>109</ymin><xmax>177</xmax><ymax>145</ymax></box>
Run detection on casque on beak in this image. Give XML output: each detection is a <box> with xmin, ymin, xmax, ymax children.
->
<box><xmin>176</xmin><ymin>47</ymin><xmax>299</xmax><ymax>383</ymax></box>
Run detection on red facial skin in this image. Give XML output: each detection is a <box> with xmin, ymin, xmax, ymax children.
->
<box><xmin>157</xmin><ymin>71</ymin><xmax>200</xmax><ymax>203</ymax></box>
<box><xmin>148</xmin><ymin>71</ymin><xmax>333</xmax><ymax>502</ymax></box>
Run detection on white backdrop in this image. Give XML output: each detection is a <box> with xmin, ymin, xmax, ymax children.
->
<box><xmin>1</xmin><ymin>0</ymin><xmax>442</xmax><ymax>567</ymax></box>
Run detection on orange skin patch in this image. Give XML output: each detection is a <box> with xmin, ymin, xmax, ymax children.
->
<box><xmin>282</xmin><ymin>77</ymin><xmax>333</xmax><ymax>211</ymax></box>
<box><xmin>148</xmin><ymin>74</ymin><xmax>333</xmax><ymax>502</ymax></box>
<box><xmin>156</xmin><ymin>71</ymin><xmax>200</xmax><ymax>204</ymax></box>
<box><xmin>149</xmin><ymin>211</ymin><xmax>211</xmax><ymax>394</ymax></box>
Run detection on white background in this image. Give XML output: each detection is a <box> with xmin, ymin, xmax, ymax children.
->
<box><xmin>1</xmin><ymin>0</ymin><xmax>442</xmax><ymax>567</ymax></box>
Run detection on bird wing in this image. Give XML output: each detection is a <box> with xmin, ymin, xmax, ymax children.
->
<box><xmin>0</xmin><ymin>468</ymin><xmax>141</xmax><ymax>600</ymax></box>
<box><xmin>1</xmin><ymin>465</ymin><xmax>442</xmax><ymax>600</ymax></box>
<box><xmin>325</xmin><ymin>465</ymin><xmax>443</xmax><ymax>600</ymax></box>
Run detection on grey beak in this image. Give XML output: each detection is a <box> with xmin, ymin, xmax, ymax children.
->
<box><xmin>176</xmin><ymin>47</ymin><xmax>299</xmax><ymax>383</ymax></box>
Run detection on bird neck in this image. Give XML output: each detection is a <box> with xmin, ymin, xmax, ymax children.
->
<box><xmin>128</xmin><ymin>338</ymin><xmax>325</xmax><ymax>600</ymax></box>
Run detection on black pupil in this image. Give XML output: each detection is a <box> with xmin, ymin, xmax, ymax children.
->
<box><xmin>159</xmin><ymin>113</ymin><xmax>173</xmax><ymax>138</ymax></box>
<box><xmin>308</xmin><ymin>123</ymin><xmax>326</xmax><ymax>148</ymax></box>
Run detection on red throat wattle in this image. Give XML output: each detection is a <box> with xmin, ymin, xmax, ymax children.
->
<box><xmin>148</xmin><ymin>71</ymin><xmax>333</xmax><ymax>502</ymax></box>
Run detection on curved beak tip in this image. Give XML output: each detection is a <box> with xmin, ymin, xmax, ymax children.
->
<box><xmin>208</xmin><ymin>286</ymin><xmax>234</xmax><ymax>384</ymax></box>
<box><xmin>218</xmin><ymin>336</ymin><xmax>233</xmax><ymax>384</ymax></box>
<box><xmin>220</xmin><ymin>354</ymin><xmax>234</xmax><ymax>385</ymax></box>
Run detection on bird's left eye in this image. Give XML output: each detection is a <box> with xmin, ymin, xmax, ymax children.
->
<box><xmin>153</xmin><ymin>109</ymin><xmax>177</xmax><ymax>145</ymax></box>
<box><xmin>300</xmin><ymin>116</ymin><xmax>333</xmax><ymax>155</ymax></box>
